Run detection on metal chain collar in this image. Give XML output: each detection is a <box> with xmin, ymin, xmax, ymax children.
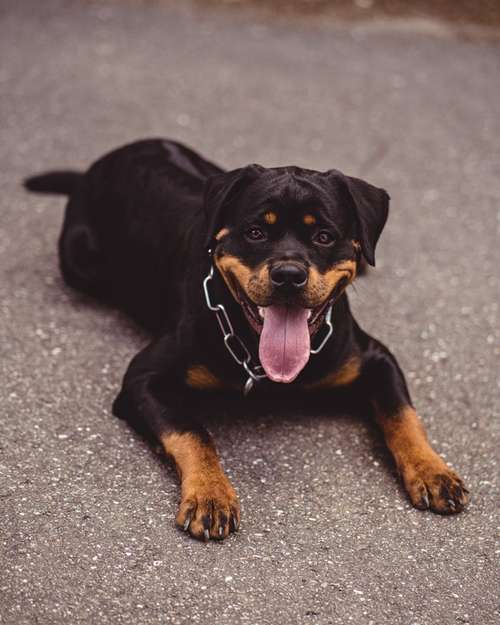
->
<box><xmin>203</xmin><ymin>262</ymin><xmax>333</xmax><ymax>395</ymax></box>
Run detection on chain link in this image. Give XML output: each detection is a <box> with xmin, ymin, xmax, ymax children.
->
<box><xmin>310</xmin><ymin>305</ymin><xmax>333</xmax><ymax>354</ymax></box>
<box><xmin>203</xmin><ymin>266</ymin><xmax>267</xmax><ymax>382</ymax></box>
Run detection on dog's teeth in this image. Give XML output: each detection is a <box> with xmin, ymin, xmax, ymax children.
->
<box><xmin>306</xmin><ymin>310</ymin><xmax>312</xmax><ymax>319</ymax></box>
<box><xmin>258</xmin><ymin>307</ymin><xmax>266</xmax><ymax>319</ymax></box>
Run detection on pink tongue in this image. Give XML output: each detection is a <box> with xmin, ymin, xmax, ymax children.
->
<box><xmin>259</xmin><ymin>305</ymin><xmax>311</xmax><ymax>383</ymax></box>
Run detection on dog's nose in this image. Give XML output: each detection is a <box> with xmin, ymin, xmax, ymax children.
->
<box><xmin>270</xmin><ymin>263</ymin><xmax>308</xmax><ymax>290</ymax></box>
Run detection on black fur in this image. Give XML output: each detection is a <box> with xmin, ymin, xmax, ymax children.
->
<box><xmin>24</xmin><ymin>171</ymin><xmax>82</xmax><ymax>195</ymax></box>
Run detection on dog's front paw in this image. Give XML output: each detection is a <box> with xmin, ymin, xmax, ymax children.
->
<box><xmin>400</xmin><ymin>454</ymin><xmax>470</xmax><ymax>515</ymax></box>
<box><xmin>176</xmin><ymin>472</ymin><xmax>240</xmax><ymax>541</ymax></box>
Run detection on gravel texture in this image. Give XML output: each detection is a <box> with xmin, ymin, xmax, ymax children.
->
<box><xmin>1</xmin><ymin>2</ymin><xmax>499</xmax><ymax>624</ymax></box>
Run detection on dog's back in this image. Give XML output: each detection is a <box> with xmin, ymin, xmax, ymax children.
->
<box><xmin>25</xmin><ymin>139</ymin><xmax>223</xmax><ymax>332</ymax></box>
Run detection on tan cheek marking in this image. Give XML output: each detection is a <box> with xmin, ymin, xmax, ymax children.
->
<box><xmin>303</xmin><ymin>214</ymin><xmax>316</xmax><ymax>225</ymax></box>
<box><xmin>185</xmin><ymin>365</ymin><xmax>223</xmax><ymax>390</ymax></box>
<box><xmin>215</xmin><ymin>253</ymin><xmax>253</xmax><ymax>301</ymax></box>
<box><xmin>215</xmin><ymin>253</ymin><xmax>272</xmax><ymax>304</ymax></box>
<box><xmin>322</xmin><ymin>259</ymin><xmax>357</xmax><ymax>287</ymax></box>
<box><xmin>306</xmin><ymin>260</ymin><xmax>357</xmax><ymax>303</ymax></box>
<box><xmin>247</xmin><ymin>263</ymin><xmax>272</xmax><ymax>302</ymax></box>
<box><xmin>303</xmin><ymin>357</ymin><xmax>361</xmax><ymax>390</ymax></box>
<box><xmin>215</xmin><ymin>228</ymin><xmax>230</xmax><ymax>241</ymax></box>
<box><xmin>264</xmin><ymin>211</ymin><xmax>277</xmax><ymax>225</ymax></box>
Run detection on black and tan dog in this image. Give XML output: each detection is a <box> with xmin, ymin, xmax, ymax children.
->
<box><xmin>25</xmin><ymin>139</ymin><xmax>469</xmax><ymax>541</ymax></box>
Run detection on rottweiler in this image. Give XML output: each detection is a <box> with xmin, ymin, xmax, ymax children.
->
<box><xmin>25</xmin><ymin>138</ymin><xmax>469</xmax><ymax>541</ymax></box>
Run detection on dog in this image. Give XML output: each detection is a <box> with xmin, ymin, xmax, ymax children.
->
<box><xmin>25</xmin><ymin>138</ymin><xmax>469</xmax><ymax>541</ymax></box>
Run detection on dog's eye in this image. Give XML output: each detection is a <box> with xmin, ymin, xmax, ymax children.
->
<box><xmin>313</xmin><ymin>230</ymin><xmax>335</xmax><ymax>247</ymax></box>
<box><xmin>245</xmin><ymin>226</ymin><xmax>267</xmax><ymax>242</ymax></box>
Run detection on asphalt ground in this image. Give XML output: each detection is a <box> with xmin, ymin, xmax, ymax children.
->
<box><xmin>1</xmin><ymin>1</ymin><xmax>499</xmax><ymax>624</ymax></box>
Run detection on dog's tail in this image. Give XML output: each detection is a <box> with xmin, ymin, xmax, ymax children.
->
<box><xmin>23</xmin><ymin>171</ymin><xmax>82</xmax><ymax>195</ymax></box>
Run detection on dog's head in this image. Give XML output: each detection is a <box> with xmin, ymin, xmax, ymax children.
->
<box><xmin>204</xmin><ymin>164</ymin><xmax>389</xmax><ymax>383</ymax></box>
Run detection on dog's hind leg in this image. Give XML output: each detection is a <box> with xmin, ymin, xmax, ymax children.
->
<box><xmin>58</xmin><ymin>195</ymin><xmax>109</xmax><ymax>298</ymax></box>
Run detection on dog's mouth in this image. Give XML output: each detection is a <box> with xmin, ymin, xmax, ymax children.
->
<box><xmin>237</xmin><ymin>288</ymin><xmax>336</xmax><ymax>384</ymax></box>
<box><xmin>238</xmin><ymin>288</ymin><xmax>332</xmax><ymax>336</ymax></box>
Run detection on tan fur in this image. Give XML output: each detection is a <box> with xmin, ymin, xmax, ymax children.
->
<box><xmin>303</xmin><ymin>214</ymin><xmax>316</xmax><ymax>225</ymax></box>
<box><xmin>304</xmin><ymin>357</ymin><xmax>361</xmax><ymax>390</ymax></box>
<box><xmin>377</xmin><ymin>406</ymin><xmax>430</xmax><ymax>466</ymax></box>
<box><xmin>215</xmin><ymin>253</ymin><xmax>357</xmax><ymax>310</ymax></box>
<box><xmin>264</xmin><ymin>211</ymin><xmax>277</xmax><ymax>225</ymax></box>
<box><xmin>186</xmin><ymin>365</ymin><xmax>223</xmax><ymax>390</ymax></box>
<box><xmin>375</xmin><ymin>405</ymin><xmax>469</xmax><ymax>513</ymax></box>
<box><xmin>215</xmin><ymin>253</ymin><xmax>272</xmax><ymax>304</ymax></box>
<box><xmin>160</xmin><ymin>431</ymin><xmax>216</xmax><ymax>480</ymax></box>
<box><xmin>305</xmin><ymin>260</ymin><xmax>356</xmax><ymax>306</ymax></box>
<box><xmin>160</xmin><ymin>432</ymin><xmax>240</xmax><ymax>539</ymax></box>
<box><xmin>215</xmin><ymin>254</ymin><xmax>253</xmax><ymax>300</ymax></box>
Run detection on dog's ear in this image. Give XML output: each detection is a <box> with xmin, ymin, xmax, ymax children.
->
<box><xmin>203</xmin><ymin>164</ymin><xmax>264</xmax><ymax>249</ymax></box>
<box><xmin>327</xmin><ymin>170</ymin><xmax>390</xmax><ymax>266</ymax></box>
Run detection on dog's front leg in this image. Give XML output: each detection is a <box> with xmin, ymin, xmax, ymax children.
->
<box><xmin>113</xmin><ymin>335</ymin><xmax>240</xmax><ymax>541</ymax></box>
<box><xmin>360</xmin><ymin>338</ymin><xmax>469</xmax><ymax>514</ymax></box>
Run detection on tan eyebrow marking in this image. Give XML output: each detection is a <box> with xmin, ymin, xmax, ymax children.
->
<box><xmin>303</xmin><ymin>214</ymin><xmax>316</xmax><ymax>225</ymax></box>
<box><xmin>215</xmin><ymin>227</ymin><xmax>230</xmax><ymax>240</ymax></box>
<box><xmin>264</xmin><ymin>211</ymin><xmax>277</xmax><ymax>225</ymax></box>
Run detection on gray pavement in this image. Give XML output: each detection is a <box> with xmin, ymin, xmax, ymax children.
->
<box><xmin>1</xmin><ymin>2</ymin><xmax>499</xmax><ymax>624</ymax></box>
